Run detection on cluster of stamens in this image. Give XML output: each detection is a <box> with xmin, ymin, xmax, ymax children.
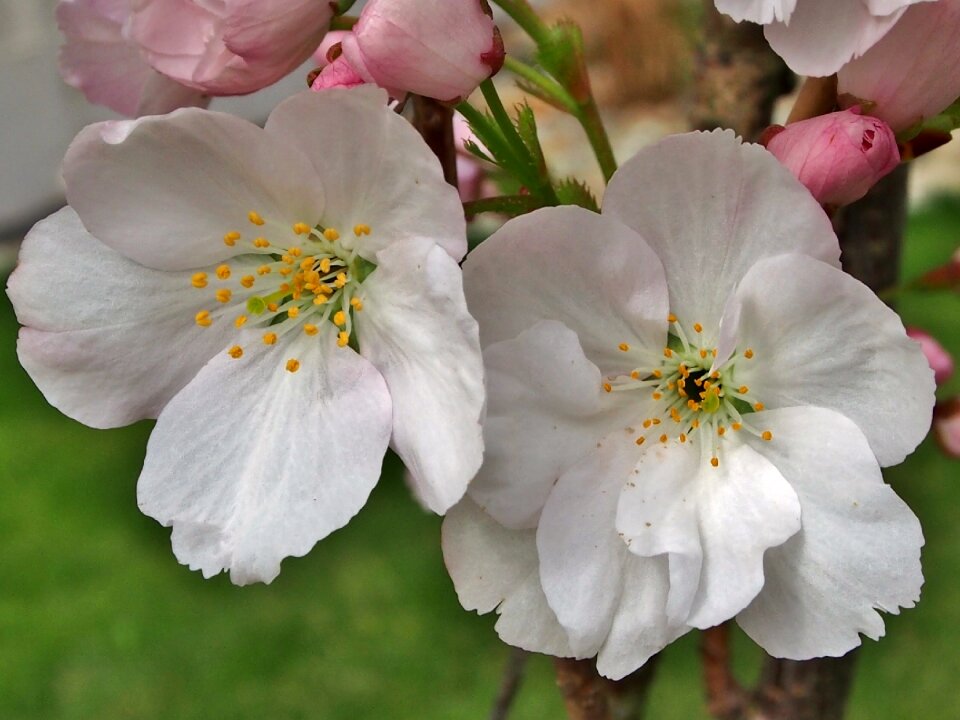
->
<box><xmin>191</xmin><ymin>210</ymin><xmax>375</xmax><ymax>372</ymax></box>
<box><xmin>603</xmin><ymin>314</ymin><xmax>773</xmax><ymax>467</ymax></box>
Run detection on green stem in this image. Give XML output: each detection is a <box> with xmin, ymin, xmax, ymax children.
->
<box><xmin>575</xmin><ymin>97</ymin><xmax>618</xmax><ymax>182</ymax></box>
<box><xmin>330</xmin><ymin>15</ymin><xmax>357</xmax><ymax>30</ymax></box>
<box><xmin>479</xmin><ymin>79</ymin><xmax>532</xmax><ymax>167</ymax></box>
<box><xmin>490</xmin><ymin>0</ymin><xmax>550</xmax><ymax>45</ymax></box>
<box><xmin>464</xmin><ymin>195</ymin><xmax>544</xmax><ymax>219</ymax></box>
<box><xmin>503</xmin><ymin>56</ymin><xmax>577</xmax><ymax>113</ymax></box>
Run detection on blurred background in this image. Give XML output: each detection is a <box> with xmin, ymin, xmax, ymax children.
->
<box><xmin>1</xmin><ymin>1</ymin><xmax>959</xmax><ymax>718</ymax></box>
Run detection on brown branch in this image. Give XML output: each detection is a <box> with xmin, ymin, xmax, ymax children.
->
<box><xmin>702</xmin><ymin>624</ymin><xmax>749</xmax><ymax>720</ymax></box>
<box><xmin>786</xmin><ymin>75</ymin><xmax>838</xmax><ymax>124</ymax></box>
<box><xmin>554</xmin><ymin>657</ymin><xmax>660</xmax><ymax>720</ymax></box>
<box><xmin>412</xmin><ymin>95</ymin><xmax>458</xmax><ymax>188</ymax></box>
<box><xmin>489</xmin><ymin>648</ymin><xmax>529</xmax><ymax>720</ymax></box>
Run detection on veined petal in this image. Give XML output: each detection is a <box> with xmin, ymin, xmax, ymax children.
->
<box><xmin>137</xmin><ymin>329</ymin><xmax>393</xmax><ymax>585</ymax></box>
<box><xmin>442</xmin><ymin>499</ymin><xmax>574</xmax><ymax>657</ymax></box>
<box><xmin>714</xmin><ymin>0</ymin><xmax>796</xmax><ymax>23</ymax></box>
<box><xmin>264</xmin><ymin>88</ymin><xmax>466</xmax><ymax>262</ymax></box>
<box><xmin>721</xmin><ymin>253</ymin><xmax>935</xmax><ymax>466</ymax></box>
<box><xmin>463</xmin><ymin>206</ymin><xmax>669</xmax><ymax>373</ymax></box>
<box><xmin>604</xmin><ymin>131</ymin><xmax>839</xmax><ymax>338</ymax></box>
<box><xmin>355</xmin><ymin>237</ymin><xmax>484</xmax><ymax>514</ymax></box>
<box><xmin>7</xmin><ymin>208</ymin><xmax>245</xmax><ymax>427</ymax></box>
<box><xmin>470</xmin><ymin>320</ymin><xmax>647</xmax><ymax>530</ymax></box>
<box><xmin>737</xmin><ymin>407</ymin><xmax>924</xmax><ymax>658</ymax></box>
<box><xmin>537</xmin><ymin>439</ymin><xmax>636</xmax><ymax>656</ymax></box>
<box><xmin>63</xmin><ymin>105</ymin><xmax>325</xmax><ymax>270</ymax></box>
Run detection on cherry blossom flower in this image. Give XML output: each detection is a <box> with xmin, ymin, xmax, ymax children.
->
<box><xmin>443</xmin><ymin>130</ymin><xmax>932</xmax><ymax>678</ymax></box>
<box><xmin>715</xmin><ymin>0</ymin><xmax>936</xmax><ymax>77</ymax></box>
<box><xmin>7</xmin><ymin>87</ymin><xmax>484</xmax><ymax>585</ymax></box>
<box><xmin>56</xmin><ymin>0</ymin><xmax>207</xmax><ymax>116</ymax></box>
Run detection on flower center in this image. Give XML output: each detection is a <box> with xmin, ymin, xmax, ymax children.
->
<box><xmin>191</xmin><ymin>211</ymin><xmax>376</xmax><ymax>372</ymax></box>
<box><xmin>603</xmin><ymin>314</ymin><xmax>773</xmax><ymax>467</ymax></box>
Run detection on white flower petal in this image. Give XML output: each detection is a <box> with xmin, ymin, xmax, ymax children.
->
<box><xmin>137</xmin><ymin>329</ymin><xmax>393</xmax><ymax>585</ymax></box>
<box><xmin>355</xmin><ymin>237</ymin><xmax>484</xmax><ymax>514</ymax></box>
<box><xmin>62</xmin><ymin>105</ymin><xmax>325</xmax><ymax>270</ymax></box>
<box><xmin>602</xmin><ymin>130</ymin><xmax>839</xmax><ymax>338</ymax></box>
<box><xmin>264</xmin><ymin>88</ymin><xmax>467</xmax><ymax>262</ymax></box>
<box><xmin>864</xmin><ymin>0</ymin><xmax>935</xmax><ymax>15</ymax></box>
<box><xmin>442</xmin><ymin>499</ymin><xmax>574</xmax><ymax>657</ymax></box>
<box><xmin>463</xmin><ymin>206</ymin><xmax>669</xmax><ymax>372</ymax></box>
<box><xmin>737</xmin><ymin>407</ymin><xmax>924</xmax><ymax>659</ymax></box>
<box><xmin>763</xmin><ymin>0</ymin><xmax>905</xmax><ymax>77</ymax></box>
<box><xmin>7</xmin><ymin>208</ymin><xmax>245</xmax><ymax>427</ymax></box>
<box><xmin>471</xmin><ymin>320</ymin><xmax>647</xmax><ymax>529</ymax></box>
<box><xmin>596</xmin><ymin>556</ymin><xmax>689</xmax><ymax>680</ymax></box>
<box><xmin>714</xmin><ymin>0</ymin><xmax>796</xmax><ymax>23</ymax></box>
<box><xmin>721</xmin><ymin>253</ymin><xmax>935</xmax><ymax>466</ymax></box>
<box><xmin>537</xmin><ymin>440</ymin><xmax>636</xmax><ymax>656</ymax></box>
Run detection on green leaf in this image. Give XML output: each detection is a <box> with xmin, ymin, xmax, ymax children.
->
<box><xmin>554</xmin><ymin>177</ymin><xmax>599</xmax><ymax>212</ymax></box>
<box><xmin>513</xmin><ymin>103</ymin><xmax>546</xmax><ymax>171</ymax></box>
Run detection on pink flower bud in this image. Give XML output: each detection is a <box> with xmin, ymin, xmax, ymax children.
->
<box><xmin>313</xmin><ymin>31</ymin><xmax>352</xmax><ymax>68</ymax></box>
<box><xmin>907</xmin><ymin>328</ymin><xmax>955</xmax><ymax>386</ymax></box>
<box><xmin>340</xmin><ymin>0</ymin><xmax>505</xmax><ymax>102</ymax></box>
<box><xmin>934</xmin><ymin>398</ymin><xmax>960</xmax><ymax>459</ymax></box>
<box><xmin>765</xmin><ymin>108</ymin><xmax>900</xmax><ymax>206</ymax></box>
<box><xmin>311</xmin><ymin>51</ymin><xmax>367</xmax><ymax>92</ymax></box>
<box><xmin>128</xmin><ymin>0</ymin><xmax>334</xmax><ymax>96</ymax></box>
<box><xmin>838</xmin><ymin>0</ymin><xmax>960</xmax><ymax>132</ymax></box>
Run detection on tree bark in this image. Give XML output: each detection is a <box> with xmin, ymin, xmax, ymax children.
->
<box><xmin>555</xmin><ymin>657</ymin><xmax>660</xmax><ymax>720</ymax></box>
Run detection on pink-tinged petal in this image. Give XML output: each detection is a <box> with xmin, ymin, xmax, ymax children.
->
<box><xmin>595</xmin><ymin>556</ymin><xmax>688</xmax><ymax>679</ymax></box>
<box><xmin>463</xmin><ymin>206</ymin><xmax>669</xmax><ymax>374</ymax></box>
<box><xmin>310</xmin><ymin>53</ymin><xmax>367</xmax><ymax>91</ymax></box>
<box><xmin>906</xmin><ymin>327</ymin><xmax>954</xmax><ymax>386</ymax></box>
<box><xmin>354</xmin><ymin>238</ymin><xmax>484</xmax><ymax>515</ymax></box>
<box><xmin>864</xmin><ymin>0</ymin><xmax>935</xmax><ymax>16</ymax></box>
<box><xmin>537</xmin><ymin>440</ymin><xmax>636</xmax><ymax>656</ymax></box>
<box><xmin>720</xmin><ymin>254</ymin><xmax>935</xmax><ymax>467</ymax></box>
<box><xmin>345</xmin><ymin>0</ymin><xmax>503</xmax><ymax>102</ymax></box>
<box><xmin>265</xmin><ymin>88</ymin><xmax>466</xmax><ymax>262</ymax></box>
<box><xmin>137</xmin><ymin>328</ymin><xmax>393</xmax><ymax>585</ymax></box>
<box><xmin>442</xmin><ymin>500</ymin><xmax>575</xmax><ymax>657</ymax></box>
<box><xmin>7</xmin><ymin>208</ymin><xmax>246</xmax><ymax>428</ymax></box>
<box><xmin>934</xmin><ymin>398</ymin><xmax>960</xmax><ymax>458</ymax></box>
<box><xmin>313</xmin><ymin>30</ymin><xmax>352</xmax><ymax>67</ymax></box>
<box><xmin>617</xmin><ymin>438</ymin><xmax>800</xmax><ymax>629</ymax></box>
<box><xmin>603</xmin><ymin>130</ymin><xmax>839</xmax><ymax>337</ymax></box>
<box><xmin>839</xmin><ymin>0</ymin><xmax>960</xmax><ymax>131</ymax></box>
<box><xmin>737</xmin><ymin>407</ymin><xmax>923</xmax><ymax>659</ymax></box>
<box><xmin>763</xmin><ymin>0</ymin><xmax>906</xmax><ymax>77</ymax></box>
<box><xmin>766</xmin><ymin>108</ymin><xmax>900</xmax><ymax>206</ymax></box>
<box><xmin>714</xmin><ymin>0</ymin><xmax>797</xmax><ymax>23</ymax></box>
<box><xmin>470</xmin><ymin>321</ymin><xmax>647</xmax><ymax>530</ymax></box>
<box><xmin>62</xmin><ymin>107</ymin><xmax>324</xmax><ymax>271</ymax></box>
<box><xmin>221</xmin><ymin>0</ymin><xmax>332</xmax><ymax>63</ymax></box>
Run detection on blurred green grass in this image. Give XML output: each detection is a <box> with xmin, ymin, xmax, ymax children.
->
<box><xmin>1</xmin><ymin>194</ymin><xmax>958</xmax><ymax>719</ymax></box>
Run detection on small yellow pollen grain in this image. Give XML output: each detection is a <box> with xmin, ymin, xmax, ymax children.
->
<box><xmin>293</xmin><ymin>222</ymin><xmax>311</xmax><ymax>235</ymax></box>
<box><xmin>257</xmin><ymin>265</ymin><xmax>272</xmax><ymax>275</ymax></box>
<box><xmin>668</xmin><ymin>313</ymin><xmax>677</xmax><ymax>323</ymax></box>
<box><xmin>732</xmin><ymin>422</ymin><xmax>743</xmax><ymax>431</ymax></box>
<box><xmin>215</xmin><ymin>288</ymin><xmax>232</xmax><ymax>303</ymax></box>
<box><xmin>248</xmin><ymin>211</ymin><xmax>265</xmax><ymax>226</ymax></box>
<box><xmin>618</xmin><ymin>343</ymin><xmax>630</xmax><ymax>352</ymax></box>
<box><xmin>337</xmin><ymin>331</ymin><xmax>350</xmax><ymax>347</ymax></box>
<box><xmin>711</xmin><ymin>457</ymin><xmax>719</xmax><ymax>468</ymax></box>
<box><xmin>234</xmin><ymin>315</ymin><xmax>248</xmax><ymax>328</ymax></box>
<box><xmin>333</xmin><ymin>310</ymin><xmax>347</xmax><ymax>327</ymax></box>
<box><xmin>754</xmin><ymin>402</ymin><xmax>765</xmax><ymax>411</ymax></box>
<box><xmin>267</xmin><ymin>302</ymin><xmax>279</xmax><ymax>312</ymax></box>
<box><xmin>304</xmin><ymin>324</ymin><xmax>319</xmax><ymax>336</ymax></box>
<box><xmin>191</xmin><ymin>272</ymin><xmax>208</xmax><ymax>288</ymax></box>
<box><xmin>323</xmin><ymin>228</ymin><xmax>340</xmax><ymax>241</ymax></box>
<box><xmin>195</xmin><ymin>310</ymin><xmax>212</xmax><ymax>327</ymax></box>
<box><xmin>744</xmin><ymin>348</ymin><xmax>755</xmax><ymax>359</ymax></box>
<box><xmin>635</xmin><ymin>437</ymin><xmax>645</xmax><ymax>446</ymax></box>
<box><xmin>762</xmin><ymin>430</ymin><xmax>773</xmax><ymax>441</ymax></box>
<box><xmin>228</xmin><ymin>345</ymin><xmax>243</xmax><ymax>359</ymax></box>
<box><xmin>286</xmin><ymin>358</ymin><xmax>300</xmax><ymax>373</ymax></box>
<box><xmin>287</xmin><ymin>307</ymin><xmax>300</xmax><ymax>318</ymax></box>
<box><xmin>350</xmin><ymin>297</ymin><xmax>364</xmax><ymax>311</ymax></box>
<box><xmin>253</xmin><ymin>237</ymin><xmax>270</xmax><ymax>249</ymax></box>
<box><xmin>216</xmin><ymin>265</ymin><xmax>231</xmax><ymax>280</ymax></box>
<box><xmin>353</xmin><ymin>223</ymin><xmax>371</xmax><ymax>236</ymax></box>
<box><xmin>223</xmin><ymin>231</ymin><xmax>241</xmax><ymax>246</ymax></box>
<box><xmin>335</xmin><ymin>273</ymin><xmax>348</xmax><ymax>289</ymax></box>
<box><xmin>263</xmin><ymin>332</ymin><xmax>278</xmax><ymax>345</ymax></box>
<box><xmin>659</xmin><ymin>434</ymin><xmax>668</xmax><ymax>444</ymax></box>
<box><xmin>603</xmin><ymin>382</ymin><xmax>613</xmax><ymax>393</ymax></box>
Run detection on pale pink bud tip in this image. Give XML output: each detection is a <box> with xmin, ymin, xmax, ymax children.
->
<box><xmin>934</xmin><ymin>399</ymin><xmax>960</xmax><ymax>459</ymax></box>
<box><xmin>766</xmin><ymin>108</ymin><xmax>900</xmax><ymax>207</ymax></box>
<box><xmin>907</xmin><ymin>328</ymin><xmax>954</xmax><ymax>387</ymax></box>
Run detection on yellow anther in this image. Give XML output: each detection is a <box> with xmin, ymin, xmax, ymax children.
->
<box><xmin>304</xmin><ymin>324</ymin><xmax>319</xmax><ymax>336</ymax></box>
<box><xmin>290</xmin><ymin>247</ymin><xmax>302</xmax><ymax>257</ymax></box>
<box><xmin>248</xmin><ymin>211</ymin><xmax>265</xmax><ymax>226</ymax></box>
<box><xmin>282</xmin><ymin>254</ymin><xmax>295</xmax><ymax>265</ymax></box>
<box><xmin>679</xmin><ymin>433</ymin><xmax>687</xmax><ymax>443</ymax></box>
<box><xmin>732</xmin><ymin>422</ymin><xmax>743</xmax><ymax>431</ymax></box>
<box><xmin>635</xmin><ymin>437</ymin><xmax>646</xmax><ymax>446</ymax></box>
<box><xmin>737</xmin><ymin>385</ymin><xmax>749</xmax><ymax>395</ymax></box>
<box><xmin>293</xmin><ymin>222</ymin><xmax>311</xmax><ymax>235</ymax></box>
<box><xmin>652</xmin><ymin>392</ymin><xmax>662</xmax><ymax>400</ymax></box>
<box><xmin>216</xmin><ymin>265</ymin><xmax>231</xmax><ymax>280</ymax></box>
<box><xmin>263</xmin><ymin>332</ymin><xmax>278</xmax><ymax>345</ymax></box>
<box><xmin>711</xmin><ymin>349</ymin><xmax>717</xmax><ymax>357</ymax></box>
<box><xmin>191</xmin><ymin>272</ymin><xmax>208</xmax><ymax>288</ymax></box>
<box><xmin>234</xmin><ymin>315</ymin><xmax>248</xmax><ymax>328</ymax></box>
<box><xmin>693</xmin><ymin>322</ymin><xmax>703</xmax><ymax>333</ymax></box>
<box><xmin>663</xmin><ymin>348</ymin><xmax>673</xmax><ymax>358</ymax></box>
<box><xmin>257</xmin><ymin>265</ymin><xmax>272</xmax><ymax>275</ymax></box>
<box><xmin>744</xmin><ymin>348</ymin><xmax>754</xmax><ymax>359</ymax></box>
<box><xmin>630</xmin><ymin>370</ymin><xmax>641</xmax><ymax>380</ymax></box>
<box><xmin>333</xmin><ymin>310</ymin><xmax>347</xmax><ymax>327</ymax></box>
<box><xmin>299</xmin><ymin>257</ymin><xmax>315</xmax><ymax>270</ymax></box>
<box><xmin>223</xmin><ymin>231</ymin><xmax>241</xmax><ymax>246</ymax></box>
<box><xmin>643</xmin><ymin>419</ymin><xmax>653</xmax><ymax>429</ymax></box>
<box><xmin>350</xmin><ymin>297</ymin><xmax>364</xmax><ymax>311</ymax></box>
<box><xmin>652</xmin><ymin>418</ymin><xmax>661</xmax><ymax>426</ymax></box>
<box><xmin>279</xmin><ymin>267</ymin><xmax>293</xmax><ymax>276</ymax></box>
<box><xmin>762</xmin><ymin>430</ymin><xmax>773</xmax><ymax>441</ymax></box>
<box><xmin>237</xmin><ymin>276</ymin><xmax>253</xmax><ymax>289</ymax></box>
<box><xmin>659</xmin><ymin>434</ymin><xmax>668</xmax><ymax>444</ymax></box>
<box><xmin>319</xmin><ymin>258</ymin><xmax>332</xmax><ymax>273</ymax></box>
<box><xmin>618</xmin><ymin>343</ymin><xmax>630</xmax><ymax>352</ymax></box>
<box><xmin>710</xmin><ymin>370</ymin><xmax>720</xmax><ymax>379</ymax></box>
<box><xmin>286</xmin><ymin>358</ymin><xmax>300</xmax><ymax>373</ymax></box>
<box><xmin>711</xmin><ymin>457</ymin><xmax>719</xmax><ymax>468</ymax></box>
<box><xmin>687</xmin><ymin>399</ymin><xmax>700</xmax><ymax>411</ymax></box>
<box><xmin>652</xmin><ymin>369</ymin><xmax>663</xmax><ymax>379</ymax></box>
<box><xmin>337</xmin><ymin>331</ymin><xmax>350</xmax><ymax>347</ymax></box>
<box><xmin>313</xmin><ymin>295</ymin><xmax>328</xmax><ymax>305</ymax></box>
<box><xmin>668</xmin><ymin>313</ymin><xmax>677</xmax><ymax>323</ymax></box>
<box><xmin>717</xmin><ymin>426</ymin><xmax>726</xmax><ymax>436</ymax></box>
<box><xmin>754</xmin><ymin>402</ymin><xmax>765</xmax><ymax>411</ymax></box>
<box><xmin>267</xmin><ymin>302</ymin><xmax>279</xmax><ymax>312</ymax></box>
<box><xmin>253</xmin><ymin>237</ymin><xmax>270</xmax><ymax>248</ymax></box>
<box><xmin>335</xmin><ymin>273</ymin><xmax>348</xmax><ymax>288</ymax></box>
<box><xmin>603</xmin><ymin>382</ymin><xmax>613</xmax><ymax>393</ymax></box>
<box><xmin>195</xmin><ymin>310</ymin><xmax>212</xmax><ymax>327</ymax></box>
<box><xmin>228</xmin><ymin>345</ymin><xmax>243</xmax><ymax>359</ymax></box>
<box><xmin>353</xmin><ymin>223</ymin><xmax>371</xmax><ymax>236</ymax></box>
<box><xmin>323</xmin><ymin>228</ymin><xmax>340</xmax><ymax>241</ymax></box>
<box><xmin>699</xmin><ymin>349</ymin><xmax>708</xmax><ymax>359</ymax></box>
<box><xmin>215</xmin><ymin>288</ymin><xmax>232</xmax><ymax>303</ymax></box>
<box><xmin>692</xmin><ymin>419</ymin><xmax>700</xmax><ymax>429</ymax></box>
<box><xmin>287</xmin><ymin>307</ymin><xmax>300</xmax><ymax>318</ymax></box>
